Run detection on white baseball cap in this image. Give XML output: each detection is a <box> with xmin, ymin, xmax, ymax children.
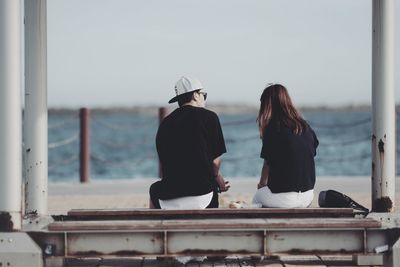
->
<box><xmin>168</xmin><ymin>76</ymin><xmax>204</xmax><ymax>104</ymax></box>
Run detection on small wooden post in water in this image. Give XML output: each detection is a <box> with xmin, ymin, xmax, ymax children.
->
<box><xmin>80</xmin><ymin>108</ymin><xmax>91</xmax><ymax>183</ymax></box>
<box><xmin>158</xmin><ymin>107</ymin><xmax>168</xmax><ymax>178</ymax></box>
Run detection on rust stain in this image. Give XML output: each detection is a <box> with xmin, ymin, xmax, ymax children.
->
<box><xmin>371</xmin><ymin>135</ymin><xmax>376</xmax><ymax>183</ymax></box>
<box><xmin>378</xmin><ymin>139</ymin><xmax>385</xmax><ymax>189</ymax></box>
<box><xmin>179</xmin><ymin>249</ymin><xmax>254</xmax><ymax>255</ymax></box>
<box><xmin>0</xmin><ymin>212</ymin><xmax>14</xmax><ymax>231</ymax></box>
<box><xmin>378</xmin><ymin>139</ymin><xmax>385</xmax><ymax>153</ymax></box>
<box><xmin>26</xmin><ymin>210</ymin><xmax>38</xmax><ymax>216</ymax></box>
<box><xmin>72</xmin><ymin>250</ymin><xmax>102</xmax><ymax>256</ymax></box>
<box><xmin>273</xmin><ymin>234</ymin><xmax>285</xmax><ymax>241</ymax></box>
<box><xmin>374</xmin><ymin>197</ymin><xmax>393</xmax><ymax>212</ymax></box>
<box><xmin>72</xmin><ymin>250</ymin><xmax>146</xmax><ymax>256</ymax></box>
<box><xmin>114</xmin><ymin>250</ymin><xmax>147</xmax><ymax>256</ymax></box>
<box><xmin>287</xmin><ymin>248</ymin><xmax>356</xmax><ymax>255</ymax></box>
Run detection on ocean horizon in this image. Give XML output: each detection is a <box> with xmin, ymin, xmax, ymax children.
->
<box><xmin>45</xmin><ymin>107</ymin><xmax>399</xmax><ymax>182</ymax></box>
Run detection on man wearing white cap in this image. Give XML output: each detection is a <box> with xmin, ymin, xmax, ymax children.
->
<box><xmin>149</xmin><ymin>76</ymin><xmax>230</xmax><ymax>209</ymax></box>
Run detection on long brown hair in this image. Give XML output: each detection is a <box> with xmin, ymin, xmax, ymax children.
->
<box><xmin>257</xmin><ymin>84</ymin><xmax>306</xmax><ymax>137</ymax></box>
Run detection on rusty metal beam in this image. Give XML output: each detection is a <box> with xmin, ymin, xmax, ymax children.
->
<box><xmin>26</xmin><ymin>213</ymin><xmax>400</xmax><ymax>267</ymax></box>
<box><xmin>29</xmin><ymin>228</ymin><xmax>393</xmax><ymax>258</ymax></box>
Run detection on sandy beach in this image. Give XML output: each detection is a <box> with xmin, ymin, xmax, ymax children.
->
<box><xmin>48</xmin><ymin>176</ymin><xmax>400</xmax><ymax>215</ymax></box>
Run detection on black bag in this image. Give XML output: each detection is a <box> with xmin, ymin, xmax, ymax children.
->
<box><xmin>318</xmin><ymin>190</ymin><xmax>369</xmax><ymax>214</ymax></box>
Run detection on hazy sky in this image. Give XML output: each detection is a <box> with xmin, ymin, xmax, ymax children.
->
<box><xmin>47</xmin><ymin>0</ymin><xmax>400</xmax><ymax>108</ymax></box>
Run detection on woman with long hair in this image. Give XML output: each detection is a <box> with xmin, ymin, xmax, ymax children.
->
<box><xmin>253</xmin><ymin>84</ymin><xmax>319</xmax><ymax>208</ymax></box>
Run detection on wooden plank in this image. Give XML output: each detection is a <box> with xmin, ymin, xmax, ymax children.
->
<box><xmin>161</xmin><ymin>218</ymin><xmax>381</xmax><ymax>230</ymax></box>
<box><xmin>64</xmin><ymin>208</ymin><xmax>355</xmax><ymax>221</ymax></box>
<box><xmin>48</xmin><ymin>218</ymin><xmax>381</xmax><ymax>232</ymax></box>
<box><xmin>48</xmin><ymin>220</ymin><xmax>164</xmax><ymax>231</ymax></box>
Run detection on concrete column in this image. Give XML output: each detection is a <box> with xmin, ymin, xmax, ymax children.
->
<box><xmin>24</xmin><ymin>0</ymin><xmax>48</xmax><ymax>215</ymax></box>
<box><xmin>0</xmin><ymin>0</ymin><xmax>23</xmax><ymax>230</ymax></box>
<box><xmin>371</xmin><ymin>0</ymin><xmax>396</xmax><ymax>212</ymax></box>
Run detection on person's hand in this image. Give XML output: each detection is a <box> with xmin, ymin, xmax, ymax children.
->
<box><xmin>216</xmin><ymin>174</ymin><xmax>230</xmax><ymax>192</ymax></box>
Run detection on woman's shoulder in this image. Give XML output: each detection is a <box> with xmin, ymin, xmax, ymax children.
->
<box><xmin>303</xmin><ymin>121</ymin><xmax>317</xmax><ymax>134</ymax></box>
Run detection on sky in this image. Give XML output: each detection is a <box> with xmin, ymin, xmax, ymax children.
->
<box><xmin>47</xmin><ymin>0</ymin><xmax>400</xmax><ymax>108</ymax></box>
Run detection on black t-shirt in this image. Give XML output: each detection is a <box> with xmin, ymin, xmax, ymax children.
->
<box><xmin>260</xmin><ymin>122</ymin><xmax>319</xmax><ymax>193</ymax></box>
<box><xmin>156</xmin><ymin>105</ymin><xmax>226</xmax><ymax>200</ymax></box>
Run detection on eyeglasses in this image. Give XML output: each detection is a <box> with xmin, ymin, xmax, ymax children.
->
<box><xmin>198</xmin><ymin>91</ymin><xmax>207</xmax><ymax>101</ymax></box>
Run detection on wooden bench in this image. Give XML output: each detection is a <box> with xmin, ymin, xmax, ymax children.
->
<box><xmin>48</xmin><ymin>217</ymin><xmax>381</xmax><ymax>231</ymax></box>
<box><xmin>39</xmin><ymin>209</ymin><xmax>384</xmax><ymax>259</ymax></box>
<box><xmin>59</xmin><ymin>208</ymin><xmax>357</xmax><ymax>221</ymax></box>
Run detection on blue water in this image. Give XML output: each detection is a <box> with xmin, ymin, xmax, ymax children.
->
<box><xmin>47</xmin><ymin>109</ymin><xmax>399</xmax><ymax>182</ymax></box>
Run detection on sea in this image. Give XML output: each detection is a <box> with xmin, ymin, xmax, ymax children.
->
<box><xmin>47</xmin><ymin>108</ymin><xmax>399</xmax><ymax>183</ymax></box>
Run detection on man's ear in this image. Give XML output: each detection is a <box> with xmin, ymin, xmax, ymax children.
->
<box><xmin>192</xmin><ymin>91</ymin><xmax>199</xmax><ymax>101</ymax></box>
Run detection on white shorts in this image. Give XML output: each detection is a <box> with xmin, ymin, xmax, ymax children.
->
<box><xmin>252</xmin><ymin>186</ymin><xmax>314</xmax><ymax>208</ymax></box>
<box><xmin>159</xmin><ymin>191</ymin><xmax>213</xmax><ymax>209</ymax></box>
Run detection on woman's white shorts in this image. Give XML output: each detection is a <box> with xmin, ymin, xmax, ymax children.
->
<box><xmin>252</xmin><ymin>186</ymin><xmax>314</xmax><ymax>208</ymax></box>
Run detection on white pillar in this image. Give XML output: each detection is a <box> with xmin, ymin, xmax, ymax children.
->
<box><xmin>371</xmin><ymin>0</ymin><xmax>396</xmax><ymax>212</ymax></box>
<box><xmin>24</xmin><ymin>0</ymin><xmax>48</xmax><ymax>215</ymax></box>
<box><xmin>0</xmin><ymin>0</ymin><xmax>23</xmax><ymax>230</ymax></box>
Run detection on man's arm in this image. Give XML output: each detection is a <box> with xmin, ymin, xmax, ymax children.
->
<box><xmin>213</xmin><ymin>157</ymin><xmax>230</xmax><ymax>192</ymax></box>
<box><xmin>257</xmin><ymin>160</ymin><xmax>269</xmax><ymax>189</ymax></box>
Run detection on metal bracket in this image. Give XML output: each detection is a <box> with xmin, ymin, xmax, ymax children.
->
<box><xmin>367</xmin><ymin>213</ymin><xmax>400</xmax><ymax>229</ymax></box>
<box><xmin>353</xmin><ymin>254</ymin><xmax>383</xmax><ymax>266</ymax></box>
<box><xmin>0</xmin><ymin>232</ymin><xmax>43</xmax><ymax>267</ymax></box>
<box><xmin>23</xmin><ymin>214</ymin><xmax>54</xmax><ymax>231</ymax></box>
